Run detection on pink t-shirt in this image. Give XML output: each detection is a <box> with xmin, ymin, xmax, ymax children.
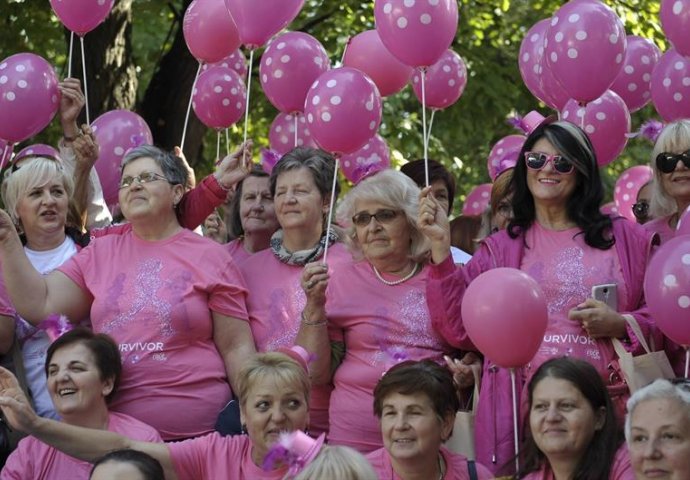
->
<box><xmin>522</xmin><ymin>445</ymin><xmax>634</xmax><ymax>479</ymax></box>
<box><xmin>366</xmin><ymin>446</ymin><xmax>493</xmax><ymax>480</ymax></box>
<box><xmin>168</xmin><ymin>432</ymin><xmax>288</xmax><ymax>480</ymax></box>
<box><xmin>227</xmin><ymin>238</ymin><xmax>254</xmax><ymax>265</ymax></box>
<box><xmin>326</xmin><ymin>261</ymin><xmax>451</xmax><ymax>453</ymax></box>
<box><xmin>643</xmin><ymin>215</ymin><xmax>674</xmax><ymax>245</ymax></box>
<box><xmin>58</xmin><ymin>228</ymin><xmax>249</xmax><ymax>440</ymax></box>
<box><xmin>521</xmin><ymin>222</ymin><xmax>627</xmax><ymax>379</ymax></box>
<box><xmin>0</xmin><ymin>412</ymin><xmax>162</xmax><ymax>480</ymax></box>
<box><xmin>239</xmin><ymin>242</ymin><xmax>351</xmax><ymax>436</ymax></box>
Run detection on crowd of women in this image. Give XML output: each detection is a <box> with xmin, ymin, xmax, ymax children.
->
<box><xmin>0</xmin><ymin>78</ymin><xmax>687</xmax><ymax>479</ymax></box>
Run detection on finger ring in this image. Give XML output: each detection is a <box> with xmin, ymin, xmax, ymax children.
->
<box><xmin>307</xmin><ymin>280</ymin><xmax>315</xmax><ymax>289</ymax></box>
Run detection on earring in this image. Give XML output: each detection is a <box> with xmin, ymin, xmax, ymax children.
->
<box><xmin>241</xmin><ymin>424</ymin><xmax>247</xmax><ymax>435</ymax></box>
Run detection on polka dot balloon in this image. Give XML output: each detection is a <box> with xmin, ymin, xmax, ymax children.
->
<box><xmin>487</xmin><ymin>134</ymin><xmax>525</xmax><ymax>181</ymax></box>
<box><xmin>661</xmin><ymin>0</ymin><xmax>690</xmax><ymax>57</ymax></box>
<box><xmin>461</xmin><ymin>183</ymin><xmax>492</xmax><ymax>216</ymax></box>
<box><xmin>202</xmin><ymin>49</ymin><xmax>248</xmax><ymax>80</ymax></box>
<box><xmin>650</xmin><ymin>48</ymin><xmax>690</xmax><ymax>122</ymax></box>
<box><xmin>268</xmin><ymin>112</ymin><xmax>316</xmax><ymax>155</ymax></box>
<box><xmin>341</xmin><ymin>134</ymin><xmax>391</xmax><ymax>184</ymax></box>
<box><xmin>610</xmin><ymin>36</ymin><xmax>661</xmax><ymax>113</ymax></box>
<box><xmin>304</xmin><ymin>67</ymin><xmax>382</xmax><ymax>155</ymax></box>
<box><xmin>544</xmin><ymin>0</ymin><xmax>626</xmax><ymax>103</ymax></box>
<box><xmin>561</xmin><ymin>89</ymin><xmax>631</xmax><ymax>167</ymax></box>
<box><xmin>612</xmin><ymin>165</ymin><xmax>652</xmax><ymax>221</ymax></box>
<box><xmin>600</xmin><ymin>202</ymin><xmax>619</xmax><ymax>216</ymax></box>
<box><xmin>259</xmin><ymin>31</ymin><xmax>330</xmax><ymax>114</ymax></box>
<box><xmin>0</xmin><ymin>53</ymin><xmax>60</xmax><ymax>144</ymax></box>
<box><xmin>644</xmin><ymin>235</ymin><xmax>690</xmax><ymax>345</ymax></box>
<box><xmin>410</xmin><ymin>49</ymin><xmax>467</xmax><ymax>110</ymax></box>
<box><xmin>192</xmin><ymin>65</ymin><xmax>246</xmax><ymax>130</ymax></box>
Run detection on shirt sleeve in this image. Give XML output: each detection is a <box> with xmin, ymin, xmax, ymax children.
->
<box><xmin>168</xmin><ymin>435</ymin><xmax>216</xmax><ymax>480</ymax></box>
<box><xmin>0</xmin><ymin>441</ymin><xmax>32</xmax><ymax>480</ymax></box>
<box><xmin>56</xmin><ymin>242</ymin><xmax>94</xmax><ymax>292</ymax></box>
<box><xmin>207</xmin><ymin>252</ymin><xmax>249</xmax><ymax>321</ymax></box>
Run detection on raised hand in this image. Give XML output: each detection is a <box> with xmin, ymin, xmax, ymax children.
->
<box><xmin>214</xmin><ymin>140</ymin><xmax>253</xmax><ymax>190</ymax></box>
<box><xmin>58</xmin><ymin>78</ymin><xmax>85</xmax><ymax>139</ymax></box>
<box><xmin>0</xmin><ymin>366</ymin><xmax>39</xmax><ymax>434</ymax></box>
<box><xmin>417</xmin><ymin>186</ymin><xmax>451</xmax><ymax>263</ymax></box>
<box><xmin>301</xmin><ymin>261</ymin><xmax>329</xmax><ymax>307</ymax></box>
<box><xmin>72</xmin><ymin>125</ymin><xmax>99</xmax><ymax>169</ymax></box>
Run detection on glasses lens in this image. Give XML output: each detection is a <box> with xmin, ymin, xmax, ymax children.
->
<box><xmin>632</xmin><ymin>202</ymin><xmax>649</xmax><ymax>219</ymax></box>
<box><xmin>140</xmin><ymin>172</ymin><xmax>157</xmax><ymax>183</ymax></box>
<box><xmin>525</xmin><ymin>152</ymin><xmax>546</xmax><ymax>170</ymax></box>
<box><xmin>376</xmin><ymin>210</ymin><xmax>398</xmax><ymax>223</ymax></box>
<box><xmin>657</xmin><ymin>153</ymin><xmax>678</xmax><ymax>174</ymax></box>
<box><xmin>119</xmin><ymin>176</ymin><xmax>133</xmax><ymax>189</ymax></box>
<box><xmin>553</xmin><ymin>156</ymin><xmax>574</xmax><ymax>174</ymax></box>
<box><xmin>352</xmin><ymin>213</ymin><xmax>372</xmax><ymax>226</ymax></box>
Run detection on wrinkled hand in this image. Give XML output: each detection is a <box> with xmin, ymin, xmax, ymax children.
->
<box><xmin>568</xmin><ymin>298</ymin><xmax>627</xmax><ymax>339</ymax></box>
<box><xmin>445</xmin><ymin>352</ymin><xmax>481</xmax><ymax>389</ymax></box>
<box><xmin>301</xmin><ymin>262</ymin><xmax>329</xmax><ymax>306</ymax></box>
<box><xmin>174</xmin><ymin>146</ymin><xmax>196</xmax><ymax>189</ymax></box>
<box><xmin>72</xmin><ymin>125</ymin><xmax>99</xmax><ymax>169</ymax></box>
<box><xmin>0</xmin><ymin>367</ymin><xmax>39</xmax><ymax>433</ymax></box>
<box><xmin>203</xmin><ymin>212</ymin><xmax>228</xmax><ymax>244</ymax></box>
<box><xmin>0</xmin><ymin>209</ymin><xmax>19</xmax><ymax>245</ymax></box>
<box><xmin>58</xmin><ymin>78</ymin><xmax>85</xmax><ymax>135</ymax></box>
<box><xmin>417</xmin><ymin>186</ymin><xmax>451</xmax><ymax>262</ymax></box>
<box><xmin>214</xmin><ymin>140</ymin><xmax>253</xmax><ymax>190</ymax></box>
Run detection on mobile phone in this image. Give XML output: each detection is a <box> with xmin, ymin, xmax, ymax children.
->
<box><xmin>591</xmin><ymin>284</ymin><xmax>618</xmax><ymax>311</ymax></box>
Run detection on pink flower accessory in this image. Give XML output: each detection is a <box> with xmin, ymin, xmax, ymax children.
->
<box><xmin>262</xmin><ymin>430</ymin><xmax>325</xmax><ymax>476</ymax></box>
<box><xmin>260</xmin><ymin>148</ymin><xmax>282</xmax><ymax>174</ymax></box>
<box><xmin>40</xmin><ymin>315</ymin><xmax>73</xmax><ymax>342</ymax></box>
<box><xmin>625</xmin><ymin>119</ymin><xmax>664</xmax><ymax>143</ymax></box>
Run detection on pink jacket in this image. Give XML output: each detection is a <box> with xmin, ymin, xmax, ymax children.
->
<box><xmin>426</xmin><ymin>218</ymin><xmax>658</xmax><ymax>476</ymax></box>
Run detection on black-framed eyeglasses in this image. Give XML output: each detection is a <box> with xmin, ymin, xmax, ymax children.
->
<box><xmin>656</xmin><ymin>149</ymin><xmax>690</xmax><ymax>174</ymax></box>
<box><xmin>352</xmin><ymin>209</ymin><xmax>400</xmax><ymax>227</ymax></box>
<box><xmin>524</xmin><ymin>151</ymin><xmax>575</xmax><ymax>175</ymax></box>
<box><xmin>119</xmin><ymin>172</ymin><xmax>170</xmax><ymax>189</ymax></box>
<box><xmin>632</xmin><ymin>200</ymin><xmax>649</xmax><ymax>221</ymax></box>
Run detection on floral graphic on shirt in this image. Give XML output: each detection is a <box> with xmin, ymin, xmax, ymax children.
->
<box><xmin>263</xmin><ymin>281</ymin><xmax>306</xmax><ymax>352</ymax></box>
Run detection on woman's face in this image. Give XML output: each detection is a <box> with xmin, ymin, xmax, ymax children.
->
<box><xmin>118</xmin><ymin>157</ymin><xmax>182</xmax><ymax>222</ymax></box>
<box><xmin>239</xmin><ymin>176</ymin><xmax>278</xmax><ymax>235</ymax></box>
<box><xmin>273</xmin><ymin>168</ymin><xmax>326</xmax><ymax>232</ymax></box>
<box><xmin>380</xmin><ymin>391</ymin><xmax>452</xmax><ymax>465</ymax></box>
<box><xmin>529</xmin><ymin>377</ymin><xmax>604</xmax><ymax>464</ymax></box>
<box><xmin>16</xmin><ymin>175</ymin><xmax>69</xmax><ymax>240</ymax></box>
<box><xmin>629</xmin><ymin>397</ymin><xmax>690</xmax><ymax>480</ymax></box>
<box><xmin>240</xmin><ymin>375</ymin><xmax>309</xmax><ymax>465</ymax></box>
<box><xmin>658</xmin><ymin>146</ymin><xmax>690</xmax><ymax>208</ymax></box>
<box><xmin>526</xmin><ymin>138</ymin><xmax>578</xmax><ymax>210</ymax></box>
<box><xmin>354</xmin><ymin>199</ymin><xmax>412</xmax><ymax>267</ymax></box>
<box><xmin>46</xmin><ymin>342</ymin><xmax>113</xmax><ymax>420</ymax></box>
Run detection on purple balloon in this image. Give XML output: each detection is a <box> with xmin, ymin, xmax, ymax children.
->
<box><xmin>0</xmin><ymin>53</ymin><xmax>60</xmax><ymax>144</ymax></box>
<box><xmin>610</xmin><ymin>36</ymin><xmax>661</xmax><ymax>113</ymax></box>
<box><xmin>341</xmin><ymin>134</ymin><xmax>391</xmax><ymax>184</ymax></box>
<box><xmin>545</xmin><ymin>0</ymin><xmax>626</xmax><ymax>103</ymax></box>
<box><xmin>92</xmin><ymin>110</ymin><xmax>153</xmax><ymax>206</ymax></box>
<box><xmin>661</xmin><ymin>0</ymin><xmax>690</xmax><ymax>57</ymax></box>
<box><xmin>49</xmin><ymin>0</ymin><xmax>114</xmax><ymax>36</ymax></box>
<box><xmin>487</xmin><ymin>134</ymin><xmax>526</xmax><ymax>181</ymax></box>
<box><xmin>651</xmin><ymin>48</ymin><xmax>690</xmax><ymax>122</ymax></box>
<box><xmin>192</xmin><ymin>66</ymin><xmax>246</xmax><ymax>130</ymax></box>
<box><xmin>410</xmin><ymin>49</ymin><xmax>467</xmax><ymax>110</ymax></box>
<box><xmin>268</xmin><ymin>112</ymin><xmax>316</xmax><ymax>155</ymax></box>
<box><xmin>259</xmin><ymin>32</ymin><xmax>330</xmax><ymax>114</ymax></box>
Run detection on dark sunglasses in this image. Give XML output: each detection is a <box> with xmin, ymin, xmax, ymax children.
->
<box><xmin>524</xmin><ymin>151</ymin><xmax>575</xmax><ymax>174</ymax></box>
<box><xmin>352</xmin><ymin>209</ymin><xmax>399</xmax><ymax>227</ymax></box>
<box><xmin>632</xmin><ymin>200</ymin><xmax>649</xmax><ymax>221</ymax></box>
<box><xmin>656</xmin><ymin>149</ymin><xmax>690</xmax><ymax>174</ymax></box>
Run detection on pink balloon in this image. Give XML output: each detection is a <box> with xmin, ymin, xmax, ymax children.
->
<box><xmin>374</xmin><ymin>0</ymin><xmax>458</xmax><ymax>68</ymax></box>
<box><xmin>518</xmin><ymin>19</ymin><xmax>571</xmax><ymax>110</ymax></box>
<box><xmin>462</xmin><ymin>183</ymin><xmax>492</xmax><ymax>216</ymax></box>
<box><xmin>677</xmin><ymin>205</ymin><xmax>690</xmax><ymax>236</ymax></box>
<box><xmin>341</xmin><ymin>134</ymin><xmax>391</xmax><ymax>184</ymax></box>
<box><xmin>183</xmin><ymin>0</ymin><xmax>240</xmax><ymax>64</ymax></box>
<box><xmin>49</xmin><ymin>0</ymin><xmax>114</xmax><ymax>36</ymax></box>
<box><xmin>613</xmin><ymin>165</ymin><xmax>653</xmax><ymax>221</ymax></box>
<box><xmin>610</xmin><ymin>36</ymin><xmax>661</xmax><ymax>113</ymax></box>
<box><xmin>462</xmin><ymin>268</ymin><xmax>548</xmax><ymax>368</ymax></box>
<box><xmin>561</xmin><ymin>90</ymin><xmax>631</xmax><ymax>167</ymax></box>
<box><xmin>545</xmin><ymin>0</ymin><xmax>626</xmax><ymax>103</ymax></box>
<box><xmin>651</xmin><ymin>48</ymin><xmax>690</xmax><ymax>122</ymax></box>
<box><xmin>192</xmin><ymin>66</ymin><xmax>246</xmax><ymax>130</ymax></box>
<box><xmin>343</xmin><ymin>30</ymin><xmax>413</xmax><ymax>97</ymax></box>
<box><xmin>202</xmin><ymin>50</ymin><xmax>248</xmax><ymax>79</ymax></box>
<box><xmin>224</xmin><ymin>0</ymin><xmax>304</xmax><ymax>49</ymax></box>
<box><xmin>487</xmin><ymin>134</ymin><xmax>526</xmax><ymax>181</ymax></box>
<box><xmin>304</xmin><ymin>68</ymin><xmax>382</xmax><ymax>156</ymax></box>
<box><xmin>600</xmin><ymin>201</ymin><xmax>619</xmax><ymax>216</ymax></box>
<box><xmin>644</xmin><ymin>236</ymin><xmax>690</xmax><ymax>345</ymax></box>
<box><xmin>410</xmin><ymin>49</ymin><xmax>467</xmax><ymax>110</ymax></box>
<box><xmin>0</xmin><ymin>53</ymin><xmax>60</xmax><ymax>144</ymax></box>
<box><xmin>259</xmin><ymin>32</ymin><xmax>330</xmax><ymax>114</ymax></box>
<box><xmin>268</xmin><ymin>112</ymin><xmax>316</xmax><ymax>155</ymax></box>
<box><xmin>661</xmin><ymin>0</ymin><xmax>690</xmax><ymax>57</ymax></box>
<box><xmin>14</xmin><ymin>144</ymin><xmax>61</xmax><ymax>163</ymax></box>
<box><xmin>92</xmin><ymin>110</ymin><xmax>153</xmax><ymax>206</ymax></box>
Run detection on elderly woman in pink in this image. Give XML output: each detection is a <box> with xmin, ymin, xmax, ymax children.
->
<box><xmin>297</xmin><ymin>169</ymin><xmax>455</xmax><ymax>453</ymax></box>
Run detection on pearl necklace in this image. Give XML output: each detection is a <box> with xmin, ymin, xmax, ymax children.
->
<box><xmin>372</xmin><ymin>262</ymin><xmax>420</xmax><ymax>286</ymax></box>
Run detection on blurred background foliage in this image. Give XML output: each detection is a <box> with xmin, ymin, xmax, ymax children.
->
<box><xmin>0</xmin><ymin>0</ymin><xmax>665</xmax><ymax>215</ymax></box>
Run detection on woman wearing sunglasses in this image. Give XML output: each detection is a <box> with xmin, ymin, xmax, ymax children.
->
<box><xmin>419</xmin><ymin>119</ymin><xmax>657</xmax><ymax>476</ymax></box>
<box><xmin>643</xmin><ymin>119</ymin><xmax>690</xmax><ymax>243</ymax></box>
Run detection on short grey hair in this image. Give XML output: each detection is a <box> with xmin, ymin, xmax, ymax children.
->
<box><xmin>120</xmin><ymin>145</ymin><xmax>188</xmax><ymax>188</ymax></box>
<box><xmin>293</xmin><ymin>445</ymin><xmax>378</xmax><ymax>480</ymax></box>
<box><xmin>649</xmin><ymin>119</ymin><xmax>690</xmax><ymax>218</ymax></box>
<box><xmin>269</xmin><ymin>147</ymin><xmax>340</xmax><ymax>201</ymax></box>
<box><xmin>336</xmin><ymin>169</ymin><xmax>430</xmax><ymax>264</ymax></box>
<box><xmin>625</xmin><ymin>378</ymin><xmax>690</xmax><ymax>442</ymax></box>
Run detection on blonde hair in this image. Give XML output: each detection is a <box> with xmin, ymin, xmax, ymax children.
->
<box><xmin>293</xmin><ymin>445</ymin><xmax>377</xmax><ymax>480</ymax></box>
<box><xmin>1</xmin><ymin>157</ymin><xmax>79</xmax><ymax>228</ymax></box>
<box><xmin>649</xmin><ymin>119</ymin><xmax>690</xmax><ymax>218</ymax></box>
<box><xmin>236</xmin><ymin>352</ymin><xmax>311</xmax><ymax>408</ymax></box>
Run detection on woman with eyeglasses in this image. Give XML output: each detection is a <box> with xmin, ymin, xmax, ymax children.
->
<box><xmin>0</xmin><ymin>145</ymin><xmax>256</xmax><ymax>441</ymax></box>
<box><xmin>296</xmin><ymin>169</ymin><xmax>456</xmax><ymax>453</ymax></box>
<box><xmin>643</xmin><ymin>120</ymin><xmax>690</xmax><ymax>243</ymax></box>
<box><xmin>418</xmin><ymin>119</ymin><xmax>657</xmax><ymax>476</ymax></box>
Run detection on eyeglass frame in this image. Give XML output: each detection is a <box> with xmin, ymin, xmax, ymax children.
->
<box><xmin>523</xmin><ymin>151</ymin><xmax>575</xmax><ymax>175</ymax></box>
<box><xmin>656</xmin><ymin>149</ymin><xmax>690</xmax><ymax>174</ymax></box>
<box><xmin>118</xmin><ymin>171</ymin><xmax>173</xmax><ymax>189</ymax></box>
<box><xmin>351</xmin><ymin>209</ymin><xmax>400</xmax><ymax>227</ymax></box>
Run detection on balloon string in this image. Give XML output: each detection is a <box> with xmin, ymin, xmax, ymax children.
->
<box><xmin>685</xmin><ymin>347</ymin><xmax>689</xmax><ymax>379</ymax></box>
<box><xmin>510</xmin><ymin>368</ymin><xmax>520</xmax><ymax>472</ymax></box>
<box><xmin>421</xmin><ymin>68</ymin><xmax>429</xmax><ymax>187</ymax></box>
<box><xmin>322</xmin><ymin>156</ymin><xmax>339</xmax><ymax>265</ymax></box>
<box><xmin>580</xmin><ymin>102</ymin><xmax>586</xmax><ymax>130</ymax></box>
<box><xmin>180</xmin><ymin>62</ymin><xmax>202</xmax><ymax>154</ymax></box>
<box><xmin>216</xmin><ymin>130</ymin><xmax>221</xmax><ymax>162</ymax></box>
<box><xmin>67</xmin><ymin>31</ymin><xmax>74</xmax><ymax>78</ymax></box>
<box><xmin>225</xmin><ymin>128</ymin><xmax>230</xmax><ymax>156</ymax></box>
<box><xmin>426</xmin><ymin>109</ymin><xmax>436</xmax><ymax>147</ymax></box>
<box><xmin>243</xmin><ymin>49</ymin><xmax>255</xmax><ymax>146</ymax></box>
<box><xmin>294</xmin><ymin>113</ymin><xmax>298</xmax><ymax>148</ymax></box>
<box><xmin>79</xmin><ymin>36</ymin><xmax>90</xmax><ymax>125</ymax></box>
<box><xmin>0</xmin><ymin>142</ymin><xmax>12</xmax><ymax>172</ymax></box>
